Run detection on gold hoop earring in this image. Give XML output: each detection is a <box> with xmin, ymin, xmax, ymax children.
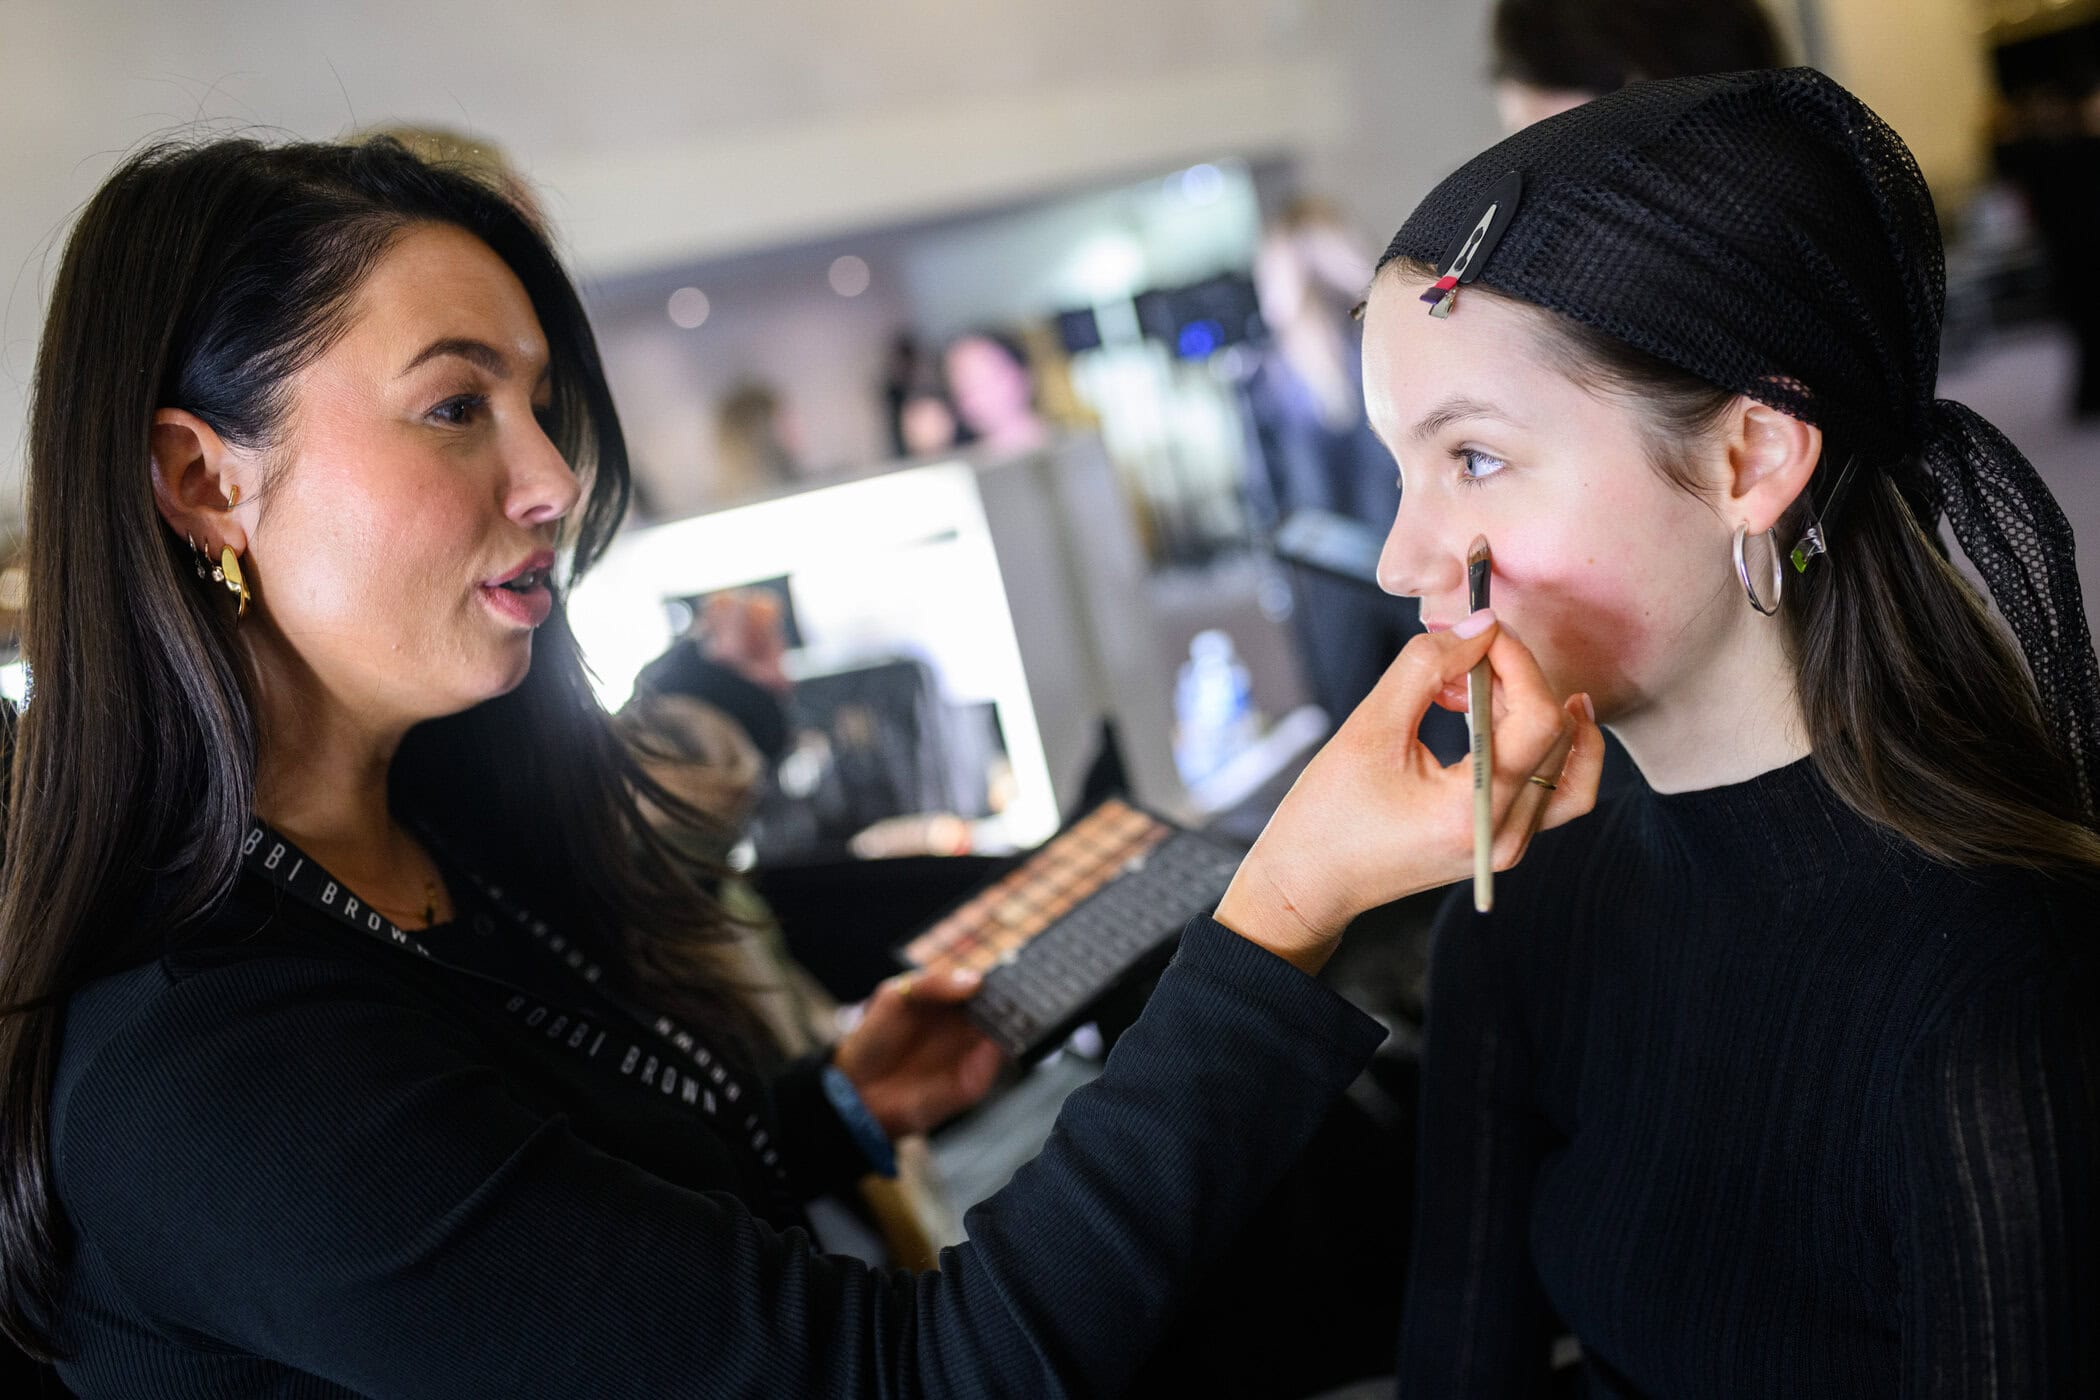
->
<box><xmin>1733</xmin><ymin>521</ymin><xmax>1782</xmax><ymax>616</ymax></box>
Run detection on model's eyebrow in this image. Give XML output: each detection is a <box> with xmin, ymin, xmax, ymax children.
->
<box><xmin>1409</xmin><ymin>395</ymin><xmax>1520</xmax><ymax>444</ymax></box>
<box><xmin>397</xmin><ymin>336</ymin><xmax>550</xmax><ymax>384</ymax></box>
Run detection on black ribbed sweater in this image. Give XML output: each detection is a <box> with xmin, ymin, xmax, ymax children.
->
<box><xmin>1398</xmin><ymin>754</ymin><xmax>2098</xmax><ymax>1396</ymax></box>
<box><xmin>48</xmin><ymin>871</ymin><xmax>1383</xmax><ymax>1398</ymax></box>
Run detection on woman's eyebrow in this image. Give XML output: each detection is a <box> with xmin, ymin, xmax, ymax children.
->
<box><xmin>397</xmin><ymin>336</ymin><xmax>551</xmax><ymax>385</ymax></box>
<box><xmin>1409</xmin><ymin>395</ymin><xmax>1519</xmax><ymax>443</ymax></box>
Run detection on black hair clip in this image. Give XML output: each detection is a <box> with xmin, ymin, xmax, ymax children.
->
<box><xmin>1421</xmin><ymin>171</ymin><xmax>1523</xmax><ymax>318</ymax></box>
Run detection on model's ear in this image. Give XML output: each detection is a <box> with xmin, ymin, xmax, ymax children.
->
<box><xmin>1721</xmin><ymin>397</ymin><xmax>1821</xmax><ymax>533</ymax></box>
<box><xmin>149</xmin><ymin>408</ymin><xmax>253</xmax><ymax>555</ymax></box>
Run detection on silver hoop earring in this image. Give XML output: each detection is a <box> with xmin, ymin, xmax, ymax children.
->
<box><xmin>1734</xmin><ymin>521</ymin><xmax>1783</xmax><ymax>616</ymax></box>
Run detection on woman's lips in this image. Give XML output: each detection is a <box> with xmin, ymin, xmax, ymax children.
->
<box><xmin>478</xmin><ymin>578</ymin><xmax>552</xmax><ymax>628</ymax></box>
<box><xmin>478</xmin><ymin>546</ymin><xmax>556</xmax><ymax>629</ymax></box>
<box><xmin>486</xmin><ymin>548</ymin><xmax>556</xmax><ymax>588</ymax></box>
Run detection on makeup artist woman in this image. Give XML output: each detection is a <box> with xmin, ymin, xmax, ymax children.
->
<box><xmin>0</xmin><ymin>141</ymin><xmax>1596</xmax><ymax>1397</ymax></box>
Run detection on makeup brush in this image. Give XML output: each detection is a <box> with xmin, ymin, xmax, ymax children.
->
<box><xmin>1467</xmin><ymin>534</ymin><xmax>1494</xmax><ymax>913</ymax></box>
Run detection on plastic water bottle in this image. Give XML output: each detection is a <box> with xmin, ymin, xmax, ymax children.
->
<box><xmin>1174</xmin><ymin>629</ymin><xmax>1257</xmax><ymax>784</ymax></box>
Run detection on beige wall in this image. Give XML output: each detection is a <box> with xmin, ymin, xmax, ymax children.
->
<box><xmin>1811</xmin><ymin>0</ymin><xmax>1994</xmax><ymax>205</ymax></box>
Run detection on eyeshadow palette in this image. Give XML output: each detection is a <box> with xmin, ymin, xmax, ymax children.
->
<box><xmin>902</xmin><ymin>799</ymin><xmax>1170</xmax><ymax>973</ymax></box>
<box><xmin>899</xmin><ymin>798</ymin><xmax>1243</xmax><ymax>1058</ymax></box>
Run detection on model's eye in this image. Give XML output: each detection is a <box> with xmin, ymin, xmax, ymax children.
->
<box><xmin>1455</xmin><ymin>447</ymin><xmax>1508</xmax><ymax>487</ymax></box>
<box><xmin>430</xmin><ymin>394</ymin><xmax>487</xmax><ymax>427</ymax></box>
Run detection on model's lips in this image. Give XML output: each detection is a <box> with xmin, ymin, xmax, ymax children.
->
<box><xmin>478</xmin><ymin>577</ymin><xmax>553</xmax><ymax>628</ymax></box>
<box><xmin>478</xmin><ymin>548</ymin><xmax>557</xmax><ymax>629</ymax></box>
<box><xmin>485</xmin><ymin>548</ymin><xmax>556</xmax><ymax>590</ymax></box>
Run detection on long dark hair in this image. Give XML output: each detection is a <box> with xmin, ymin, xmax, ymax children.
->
<box><xmin>0</xmin><ymin>138</ymin><xmax>758</xmax><ymax>1359</ymax></box>
<box><xmin>1384</xmin><ymin>257</ymin><xmax>2100</xmax><ymax>878</ymax></box>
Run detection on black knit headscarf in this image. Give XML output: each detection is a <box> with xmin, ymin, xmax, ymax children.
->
<box><xmin>1380</xmin><ymin>66</ymin><xmax>2100</xmax><ymax>823</ymax></box>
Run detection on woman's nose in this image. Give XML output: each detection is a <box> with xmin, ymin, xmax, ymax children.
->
<box><xmin>507</xmin><ymin>418</ymin><xmax>583</xmax><ymax>529</ymax></box>
<box><xmin>1375</xmin><ymin>499</ymin><xmax>1457</xmax><ymax>599</ymax></box>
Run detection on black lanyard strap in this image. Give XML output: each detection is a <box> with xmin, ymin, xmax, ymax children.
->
<box><xmin>239</xmin><ymin>821</ymin><xmax>788</xmax><ymax>1188</ymax></box>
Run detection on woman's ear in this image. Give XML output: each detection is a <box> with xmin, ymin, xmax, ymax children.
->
<box><xmin>149</xmin><ymin>409</ymin><xmax>251</xmax><ymax>554</ymax></box>
<box><xmin>1723</xmin><ymin>398</ymin><xmax>1822</xmax><ymax>533</ymax></box>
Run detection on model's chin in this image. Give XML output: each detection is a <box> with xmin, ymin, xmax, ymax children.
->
<box><xmin>433</xmin><ymin>636</ymin><xmax>536</xmax><ymax>717</ymax></box>
<box><xmin>487</xmin><ymin>634</ymin><xmax>536</xmax><ymax>697</ymax></box>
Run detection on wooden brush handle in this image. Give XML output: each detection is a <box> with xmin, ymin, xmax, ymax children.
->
<box><xmin>1468</xmin><ymin>657</ymin><xmax>1494</xmax><ymax>913</ymax></box>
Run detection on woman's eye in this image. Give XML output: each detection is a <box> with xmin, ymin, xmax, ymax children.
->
<box><xmin>1455</xmin><ymin>447</ymin><xmax>1508</xmax><ymax>487</ymax></box>
<box><xmin>430</xmin><ymin>393</ymin><xmax>487</xmax><ymax>427</ymax></box>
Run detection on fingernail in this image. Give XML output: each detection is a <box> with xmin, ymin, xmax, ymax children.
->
<box><xmin>948</xmin><ymin>968</ymin><xmax>981</xmax><ymax>990</ymax></box>
<box><xmin>1578</xmin><ymin>692</ymin><xmax>1596</xmax><ymax>722</ymax></box>
<box><xmin>1453</xmin><ymin>608</ymin><xmax>1496</xmax><ymax>639</ymax></box>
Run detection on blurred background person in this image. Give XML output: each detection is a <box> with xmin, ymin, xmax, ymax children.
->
<box><xmin>711</xmin><ymin>379</ymin><xmax>805</xmax><ymax>501</ymax></box>
<box><xmin>357</xmin><ymin>122</ymin><xmax>550</xmax><ymax>226</ymax></box>
<box><xmin>1250</xmin><ymin>195</ymin><xmax>1390</xmax><ymax>528</ymax></box>
<box><xmin>1992</xmin><ymin>23</ymin><xmax>2100</xmax><ymax>419</ymax></box>
<box><xmin>1490</xmin><ymin>0</ymin><xmax>1786</xmax><ymax>130</ymax></box>
<box><xmin>944</xmin><ymin>330</ymin><xmax>1049</xmax><ymax>456</ymax></box>
<box><xmin>1246</xmin><ymin>194</ymin><xmax>1419</xmax><ymax>748</ymax></box>
<box><xmin>618</xmin><ymin>586</ymin><xmax>967</xmax><ymax>1266</ymax></box>
<box><xmin>881</xmin><ymin>332</ymin><xmax>961</xmax><ymax>458</ymax></box>
<box><xmin>897</xmin><ymin>392</ymin><xmax>961</xmax><ymax>457</ymax></box>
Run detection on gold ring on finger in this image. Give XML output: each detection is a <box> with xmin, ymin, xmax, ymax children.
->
<box><xmin>1527</xmin><ymin>774</ymin><xmax>1558</xmax><ymax>791</ymax></box>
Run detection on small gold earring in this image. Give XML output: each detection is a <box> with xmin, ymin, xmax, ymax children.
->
<box><xmin>212</xmin><ymin>547</ymin><xmax>250</xmax><ymax>618</ymax></box>
<box><xmin>206</xmin><ymin>486</ymin><xmax>250</xmax><ymax>617</ymax></box>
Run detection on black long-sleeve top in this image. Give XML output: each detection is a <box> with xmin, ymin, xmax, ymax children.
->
<box><xmin>49</xmin><ymin>856</ymin><xmax>1384</xmax><ymax>1397</ymax></box>
<box><xmin>1398</xmin><ymin>754</ymin><xmax>2100</xmax><ymax>1396</ymax></box>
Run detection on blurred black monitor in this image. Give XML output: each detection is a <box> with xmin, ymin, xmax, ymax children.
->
<box><xmin>1056</xmin><ymin>307</ymin><xmax>1104</xmax><ymax>355</ymax></box>
<box><xmin>1271</xmin><ymin>507</ymin><xmax>1384</xmax><ymax>586</ymax></box>
<box><xmin>1134</xmin><ymin>273</ymin><xmax>1265</xmax><ymax>360</ymax></box>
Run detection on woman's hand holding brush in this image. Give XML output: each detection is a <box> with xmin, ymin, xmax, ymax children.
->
<box><xmin>1215</xmin><ymin>611</ymin><xmax>1603</xmax><ymax>974</ymax></box>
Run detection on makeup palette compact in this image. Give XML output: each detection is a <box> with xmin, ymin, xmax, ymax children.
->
<box><xmin>899</xmin><ymin>798</ymin><xmax>1243</xmax><ymax>1059</ymax></box>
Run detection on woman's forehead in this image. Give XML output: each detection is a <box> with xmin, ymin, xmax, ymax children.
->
<box><xmin>1361</xmin><ymin>272</ymin><xmax>1607</xmax><ymax>446</ymax></box>
<box><xmin>340</xmin><ymin>223</ymin><xmax>550</xmax><ymax>377</ymax></box>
